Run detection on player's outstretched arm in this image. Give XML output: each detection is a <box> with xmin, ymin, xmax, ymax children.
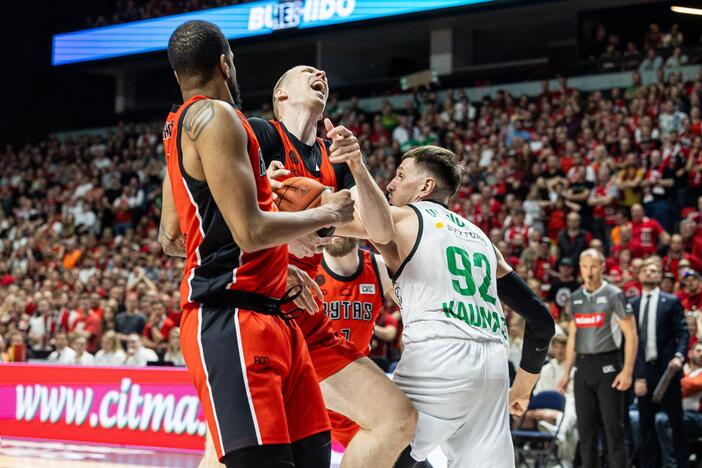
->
<box><xmin>159</xmin><ymin>173</ymin><xmax>186</xmax><ymax>257</ymax></box>
<box><xmin>192</xmin><ymin>100</ymin><xmax>354</xmax><ymax>252</ymax></box>
<box><xmin>375</xmin><ymin>254</ymin><xmax>399</xmax><ymax>305</ymax></box>
<box><xmin>494</xmin><ymin>244</ymin><xmax>555</xmax><ymax>415</ymax></box>
<box><xmin>324</xmin><ymin>118</ymin><xmax>395</xmax><ymax>244</ymax></box>
<box><xmin>370</xmin><ymin>206</ymin><xmax>418</xmax><ymax>277</ymax></box>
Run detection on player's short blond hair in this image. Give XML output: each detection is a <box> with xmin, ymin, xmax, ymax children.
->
<box><xmin>272</xmin><ymin>65</ymin><xmax>306</xmax><ymax>120</ymax></box>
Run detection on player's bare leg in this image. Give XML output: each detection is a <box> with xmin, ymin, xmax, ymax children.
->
<box><xmin>321</xmin><ymin>357</ymin><xmax>417</xmax><ymax>468</ymax></box>
<box><xmin>199</xmin><ymin>430</ymin><xmax>221</xmax><ymax>468</ymax></box>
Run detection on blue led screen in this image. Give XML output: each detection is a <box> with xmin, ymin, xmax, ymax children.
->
<box><xmin>52</xmin><ymin>0</ymin><xmax>498</xmax><ymax>65</ymax></box>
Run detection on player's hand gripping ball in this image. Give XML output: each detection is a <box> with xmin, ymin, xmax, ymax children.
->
<box><xmin>273</xmin><ymin>176</ymin><xmax>336</xmax><ymax>237</ymax></box>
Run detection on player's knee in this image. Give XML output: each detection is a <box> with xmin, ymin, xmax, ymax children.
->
<box><xmin>395</xmin><ymin>401</ymin><xmax>418</xmax><ymax>443</ymax></box>
<box><xmin>375</xmin><ymin>394</ymin><xmax>416</xmax><ymax>444</ymax></box>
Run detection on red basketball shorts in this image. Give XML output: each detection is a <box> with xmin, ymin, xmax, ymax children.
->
<box><xmin>295</xmin><ymin>309</ymin><xmax>364</xmax><ymax>381</ymax></box>
<box><xmin>180</xmin><ymin>304</ymin><xmax>330</xmax><ymax>460</ymax></box>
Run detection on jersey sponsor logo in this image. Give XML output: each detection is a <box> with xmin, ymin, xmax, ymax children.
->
<box><xmin>573</xmin><ymin>300</ymin><xmax>584</xmax><ymax>305</ymax></box>
<box><xmin>359</xmin><ymin>284</ymin><xmax>375</xmax><ymax>295</ymax></box>
<box><xmin>323</xmin><ymin>301</ymin><xmax>373</xmax><ymax>321</ymax></box>
<box><xmin>574</xmin><ymin>312</ymin><xmax>606</xmax><ymax>328</ymax></box>
<box><xmin>596</xmin><ymin>296</ymin><xmax>608</xmax><ymax>304</ymax></box>
<box><xmin>162</xmin><ymin>120</ymin><xmax>173</xmax><ymax>140</ymax></box>
<box><xmin>258</xmin><ymin>149</ymin><xmax>266</xmax><ymax>177</ymax></box>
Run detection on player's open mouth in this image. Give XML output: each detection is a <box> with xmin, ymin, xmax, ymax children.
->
<box><xmin>311</xmin><ymin>80</ymin><xmax>326</xmax><ymax>96</ymax></box>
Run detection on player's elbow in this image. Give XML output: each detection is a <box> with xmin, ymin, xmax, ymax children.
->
<box><xmin>369</xmin><ymin>223</ymin><xmax>396</xmax><ymax>246</ymax></box>
<box><xmin>233</xmin><ymin>218</ymin><xmax>271</xmax><ymax>252</ymax></box>
<box><xmin>234</xmin><ymin>230</ymin><xmax>265</xmax><ymax>252</ymax></box>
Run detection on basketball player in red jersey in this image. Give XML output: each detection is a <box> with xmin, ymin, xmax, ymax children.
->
<box><xmin>159</xmin><ymin>21</ymin><xmax>355</xmax><ymax>468</ymax></box>
<box><xmin>242</xmin><ymin>66</ymin><xmax>417</xmax><ymax>468</ymax></box>
<box><xmin>315</xmin><ymin>236</ymin><xmax>395</xmax><ymax>448</ymax></box>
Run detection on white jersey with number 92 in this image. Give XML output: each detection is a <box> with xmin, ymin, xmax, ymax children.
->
<box><xmin>393</xmin><ymin>201</ymin><xmax>508</xmax><ymax>346</ymax></box>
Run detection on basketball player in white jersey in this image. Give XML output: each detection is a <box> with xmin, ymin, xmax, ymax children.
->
<box><xmin>340</xmin><ymin>146</ymin><xmax>556</xmax><ymax>467</ymax></box>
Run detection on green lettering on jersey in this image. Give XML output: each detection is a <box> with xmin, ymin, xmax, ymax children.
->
<box><xmin>442</xmin><ymin>301</ymin><xmax>454</xmax><ymax>318</ymax></box>
<box><xmin>456</xmin><ymin>302</ymin><xmax>468</xmax><ymax>322</ymax></box>
<box><xmin>426</xmin><ymin>208</ymin><xmax>439</xmax><ymax>217</ymax></box>
<box><xmin>468</xmin><ymin>303</ymin><xmax>482</xmax><ymax>327</ymax></box>
<box><xmin>448</xmin><ymin>213</ymin><xmax>465</xmax><ymax>227</ymax></box>
<box><xmin>491</xmin><ymin>311</ymin><xmax>501</xmax><ymax>333</ymax></box>
<box><xmin>480</xmin><ymin>307</ymin><xmax>491</xmax><ymax>330</ymax></box>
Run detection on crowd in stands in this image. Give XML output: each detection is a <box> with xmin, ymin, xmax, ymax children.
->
<box><xmin>86</xmin><ymin>0</ymin><xmax>248</xmax><ymax>27</ymax></box>
<box><xmin>4</xmin><ymin>56</ymin><xmax>702</xmax><ymax>461</ymax></box>
<box><xmin>593</xmin><ymin>22</ymin><xmax>696</xmax><ymax>73</ymax></box>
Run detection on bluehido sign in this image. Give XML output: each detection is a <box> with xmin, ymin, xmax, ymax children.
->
<box><xmin>52</xmin><ymin>0</ymin><xmax>496</xmax><ymax>66</ymax></box>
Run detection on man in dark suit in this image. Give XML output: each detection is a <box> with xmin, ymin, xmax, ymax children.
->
<box><xmin>632</xmin><ymin>257</ymin><xmax>689</xmax><ymax>467</ymax></box>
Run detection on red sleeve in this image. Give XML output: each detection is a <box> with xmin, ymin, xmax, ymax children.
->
<box><xmin>143</xmin><ymin>323</ymin><xmax>152</xmax><ymax>338</ymax></box>
<box><xmin>654</xmin><ymin>219</ymin><xmax>664</xmax><ymax>236</ymax></box>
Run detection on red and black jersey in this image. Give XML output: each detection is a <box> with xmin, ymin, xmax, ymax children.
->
<box><xmin>163</xmin><ymin>95</ymin><xmax>287</xmax><ymax>308</ymax></box>
<box><xmin>315</xmin><ymin>249</ymin><xmax>385</xmax><ymax>355</ymax></box>
<box><xmin>269</xmin><ymin>118</ymin><xmax>338</xmax><ymax>277</ymax></box>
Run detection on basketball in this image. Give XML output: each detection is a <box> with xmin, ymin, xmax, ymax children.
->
<box><xmin>274</xmin><ymin>176</ymin><xmax>329</xmax><ymax>212</ymax></box>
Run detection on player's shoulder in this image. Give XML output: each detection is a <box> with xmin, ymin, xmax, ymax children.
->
<box><xmin>247</xmin><ymin>116</ymin><xmax>274</xmax><ymax>129</ymax></box>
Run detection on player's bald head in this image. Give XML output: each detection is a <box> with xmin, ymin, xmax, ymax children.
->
<box><xmin>272</xmin><ymin>66</ymin><xmax>305</xmax><ymax>118</ymax></box>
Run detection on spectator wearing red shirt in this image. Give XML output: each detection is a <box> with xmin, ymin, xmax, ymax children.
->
<box><xmin>678</xmin><ymin>270</ymin><xmax>702</xmax><ymax>313</ymax></box>
<box><xmin>504</xmin><ymin>207</ymin><xmax>531</xmax><ymax>243</ymax></box>
<box><xmin>70</xmin><ymin>294</ymin><xmax>103</xmax><ymax>354</ymax></box>
<box><xmin>664</xmin><ymin>234</ymin><xmax>702</xmax><ymax>281</ymax></box>
<box><xmin>679</xmin><ymin>220</ymin><xmax>702</xmax><ymax>259</ymax></box>
<box><xmin>630</xmin><ymin>203</ymin><xmax>670</xmax><ymax>257</ymax></box>
<box><xmin>142</xmin><ymin>300</ymin><xmax>175</xmax><ymax>351</ymax></box>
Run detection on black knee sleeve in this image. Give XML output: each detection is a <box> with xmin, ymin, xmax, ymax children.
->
<box><xmin>290</xmin><ymin>431</ymin><xmax>331</xmax><ymax>468</ymax></box>
<box><xmin>221</xmin><ymin>443</ymin><xmax>294</xmax><ymax>468</ymax></box>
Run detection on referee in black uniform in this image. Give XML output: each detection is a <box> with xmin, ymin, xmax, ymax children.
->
<box><xmin>557</xmin><ymin>248</ymin><xmax>639</xmax><ymax>468</ymax></box>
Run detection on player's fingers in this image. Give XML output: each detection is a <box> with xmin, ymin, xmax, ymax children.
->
<box><xmin>329</xmin><ymin>137</ymin><xmax>357</xmax><ymax>150</ymax></box>
<box><xmin>329</xmin><ymin>151</ymin><xmax>361</xmax><ymax>165</ymax></box>
<box><xmin>299</xmin><ymin>287</ymin><xmax>318</xmax><ymax>314</ymax></box>
<box><xmin>307</xmin><ymin>275</ymin><xmax>324</xmax><ymax>301</ymax></box>
<box><xmin>267</xmin><ymin>160</ymin><xmax>285</xmax><ymax>171</ymax></box>
<box><xmin>269</xmin><ymin>178</ymin><xmax>284</xmax><ymax>190</ymax></box>
<box><xmin>327</xmin><ymin>125</ymin><xmax>352</xmax><ymax>140</ymax></box>
<box><xmin>324</xmin><ymin>118</ymin><xmax>335</xmax><ymax>134</ymax></box>
<box><xmin>268</xmin><ymin>168</ymin><xmax>290</xmax><ymax>180</ymax></box>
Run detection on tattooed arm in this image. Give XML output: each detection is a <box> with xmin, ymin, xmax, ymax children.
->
<box><xmin>181</xmin><ymin>99</ymin><xmax>354</xmax><ymax>252</ymax></box>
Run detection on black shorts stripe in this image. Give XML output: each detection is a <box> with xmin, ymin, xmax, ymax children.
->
<box><xmin>200</xmin><ymin>306</ymin><xmax>259</xmax><ymax>455</ymax></box>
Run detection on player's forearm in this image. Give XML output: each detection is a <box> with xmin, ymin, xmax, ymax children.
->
<box><xmin>241</xmin><ymin>206</ymin><xmax>340</xmax><ymax>252</ymax></box>
<box><xmin>511</xmin><ymin>367</ymin><xmax>540</xmax><ymax>394</ymax></box>
<box><xmin>622</xmin><ymin>329</ymin><xmax>638</xmax><ymax>375</ymax></box>
<box><xmin>563</xmin><ymin>334</ymin><xmax>576</xmax><ymax>375</ymax></box>
<box><xmin>348</xmin><ymin>161</ymin><xmax>395</xmax><ymax>245</ymax></box>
